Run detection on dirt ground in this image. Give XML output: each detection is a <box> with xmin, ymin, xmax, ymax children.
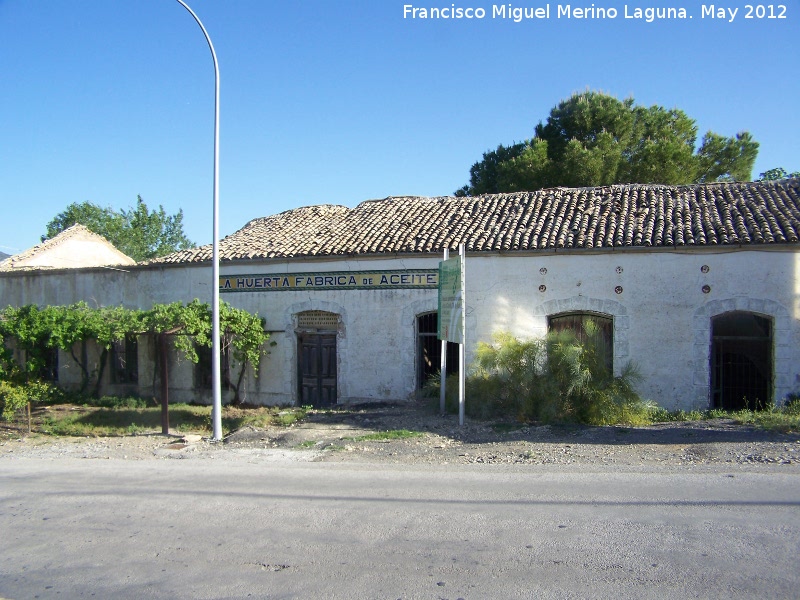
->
<box><xmin>2</xmin><ymin>400</ymin><xmax>800</xmax><ymax>469</ymax></box>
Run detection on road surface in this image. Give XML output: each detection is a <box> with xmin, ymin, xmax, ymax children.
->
<box><xmin>1</xmin><ymin>457</ymin><xmax>798</xmax><ymax>599</ymax></box>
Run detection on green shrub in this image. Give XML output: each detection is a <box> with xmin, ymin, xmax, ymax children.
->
<box><xmin>0</xmin><ymin>381</ymin><xmax>29</xmax><ymax>420</ymax></box>
<box><xmin>645</xmin><ymin>402</ymin><xmax>673</xmax><ymax>423</ymax></box>
<box><xmin>443</xmin><ymin>328</ymin><xmax>649</xmax><ymax>426</ymax></box>
<box><xmin>90</xmin><ymin>396</ymin><xmax>150</xmax><ymax>409</ymax></box>
<box><xmin>0</xmin><ymin>380</ymin><xmax>58</xmax><ymax>420</ymax></box>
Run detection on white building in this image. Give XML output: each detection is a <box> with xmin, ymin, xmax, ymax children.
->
<box><xmin>1</xmin><ymin>180</ymin><xmax>798</xmax><ymax>411</ymax></box>
<box><xmin>0</xmin><ymin>224</ymin><xmax>135</xmax><ymax>271</ymax></box>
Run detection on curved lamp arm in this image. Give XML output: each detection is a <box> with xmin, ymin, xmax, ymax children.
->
<box><xmin>174</xmin><ymin>0</ymin><xmax>222</xmax><ymax>441</ymax></box>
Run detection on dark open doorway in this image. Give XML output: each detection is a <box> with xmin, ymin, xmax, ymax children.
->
<box><xmin>711</xmin><ymin>312</ymin><xmax>773</xmax><ymax>411</ymax></box>
<box><xmin>417</xmin><ymin>312</ymin><xmax>458</xmax><ymax>390</ymax></box>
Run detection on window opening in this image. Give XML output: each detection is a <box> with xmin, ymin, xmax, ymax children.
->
<box><xmin>38</xmin><ymin>346</ymin><xmax>59</xmax><ymax>382</ymax></box>
<box><xmin>196</xmin><ymin>338</ymin><xmax>231</xmax><ymax>389</ymax></box>
<box><xmin>110</xmin><ymin>336</ymin><xmax>138</xmax><ymax>384</ymax></box>
<box><xmin>548</xmin><ymin>312</ymin><xmax>613</xmax><ymax>373</ymax></box>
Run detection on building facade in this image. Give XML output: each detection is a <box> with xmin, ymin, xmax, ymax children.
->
<box><xmin>1</xmin><ymin>181</ymin><xmax>799</xmax><ymax>411</ymax></box>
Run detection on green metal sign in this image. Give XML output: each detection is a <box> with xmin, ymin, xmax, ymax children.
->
<box><xmin>438</xmin><ymin>256</ymin><xmax>463</xmax><ymax>343</ymax></box>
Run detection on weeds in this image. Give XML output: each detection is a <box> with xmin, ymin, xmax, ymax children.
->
<box><xmin>346</xmin><ymin>429</ymin><xmax>423</xmax><ymax>442</ymax></box>
<box><xmin>645</xmin><ymin>401</ymin><xmax>800</xmax><ymax>433</ymax></box>
<box><xmin>91</xmin><ymin>396</ymin><xmax>151</xmax><ymax>410</ymax></box>
<box><xmin>18</xmin><ymin>402</ymin><xmax>308</xmax><ymax>438</ymax></box>
<box><xmin>729</xmin><ymin>404</ymin><xmax>800</xmax><ymax>433</ymax></box>
<box><xmin>275</xmin><ymin>409</ymin><xmax>307</xmax><ymax>426</ymax></box>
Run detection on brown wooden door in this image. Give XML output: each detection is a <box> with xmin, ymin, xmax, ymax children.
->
<box><xmin>299</xmin><ymin>334</ymin><xmax>337</xmax><ymax>407</ymax></box>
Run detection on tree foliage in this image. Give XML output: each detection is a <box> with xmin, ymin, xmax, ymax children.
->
<box><xmin>758</xmin><ymin>167</ymin><xmax>800</xmax><ymax>181</ymax></box>
<box><xmin>457</xmin><ymin>91</ymin><xmax>759</xmax><ymax>195</ymax></box>
<box><xmin>0</xmin><ymin>301</ymin><xmax>270</xmax><ymax>410</ymax></box>
<box><xmin>44</xmin><ymin>196</ymin><xmax>194</xmax><ymax>261</ymax></box>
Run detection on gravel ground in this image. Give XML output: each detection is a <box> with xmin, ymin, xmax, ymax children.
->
<box><xmin>2</xmin><ymin>401</ymin><xmax>799</xmax><ymax>470</ymax></box>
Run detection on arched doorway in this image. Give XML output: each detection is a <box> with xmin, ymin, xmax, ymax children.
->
<box><xmin>711</xmin><ymin>312</ymin><xmax>773</xmax><ymax>410</ymax></box>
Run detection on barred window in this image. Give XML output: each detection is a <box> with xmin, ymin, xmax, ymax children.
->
<box><xmin>111</xmin><ymin>336</ymin><xmax>138</xmax><ymax>384</ymax></box>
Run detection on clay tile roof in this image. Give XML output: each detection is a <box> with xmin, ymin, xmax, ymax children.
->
<box><xmin>0</xmin><ymin>224</ymin><xmax>136</xmax><ymax>271</ymax></box>
<box><xmin>149</xmin><ymin>180</ymin><xmax>800</xmax><ymax>264</ymax></box>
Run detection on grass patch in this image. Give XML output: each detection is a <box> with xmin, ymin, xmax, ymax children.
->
<box><xmin>646</xmin><ymin>402</ymin><xmax>800</xmax><ymax>433</ymax></box>
<box><xmin>346</xmin><ymin>429</ymin><xmax>423</xmax><ymax>442</ymax></box>
<box><xmin>31</xmin><ymin>403</ymin><xmax>308</xmax><ymax>437</ymax></box>
<box><xmin>40</xmin><ymin>404</ymin><xmax>210</xmax><ymax>437</ymax></box>
<box><xmin>730</xmin><ymin>408</ymin><xmax>800</xmax><ymax>433</ymax></box>
<box><xmin>275</xmin><ymin>409</ymin><xmax>307</xmax><ymax>426</ymax></box>
<box><xmin>90</xmin><ymin>396</ymin><xmax>150</xmax><ymax>409</ymax></box>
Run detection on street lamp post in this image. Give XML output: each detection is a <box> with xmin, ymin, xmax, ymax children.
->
<box><xmin>174</xmin><ymin>0</ymin><xmax>223</xmax><ymax>441</ymax></box>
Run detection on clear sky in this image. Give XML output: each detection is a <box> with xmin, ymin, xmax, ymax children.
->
<box><xmin>1</xmin><ymin>0</ymin><xmax>797</xmax><ymax>255</ymax></box>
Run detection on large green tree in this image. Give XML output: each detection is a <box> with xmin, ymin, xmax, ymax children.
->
<box><xmin>456</xmin><ymin>92</ymin><xmax>759</xmax><ymax>196</ymax></box>
<box><xmin>758</xmin><ymin>167</ymin><xmax>799</xmax><ymax>181</ymax></box>
<box><xmin>43</xmin><ymin>196</ymin><xmax>194</xmax><ymax>261</ymax></box>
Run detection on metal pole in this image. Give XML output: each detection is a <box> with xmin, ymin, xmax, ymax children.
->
<box><xmin>458</xmin><ymin>243</ymin><xmax>465</xmax><ymax>427</ymax></box>
<box><xmin>174</xmin><ymin>0</ymin><xmax>223</xmax><ymax>441</ymax></box>
<box><xmin>439</xmin><ymin>248</ymin><xmax>449</xmax><ymax>416</ymax></box>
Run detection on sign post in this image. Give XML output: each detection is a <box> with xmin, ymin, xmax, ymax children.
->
<box><xmin>439</xmin><ymin>249</ymin><xmax>448</xmax><ymax>415</ymax></box>
<box><xmin>458</xmin><ymin>243</ymin><xmax>466</xmax><ymax>427</ymax></box>
<box><xmin>438</xmin><ymin>244</ymin><xmax>466</xmax><ymax>426</ymax></box>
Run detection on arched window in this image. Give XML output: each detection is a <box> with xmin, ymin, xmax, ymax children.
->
<box><xmin>548</xmin><ymin>312</ymin><xmax>613</xmax><ymax>373</ymax></box>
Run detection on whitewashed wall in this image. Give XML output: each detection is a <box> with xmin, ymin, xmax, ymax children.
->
<box><xmin>1</xmin><ymin>248</ymin><xmax>798</xmax><ymax>410</ymax></box>
<box><xmin>467</xmin><ymin>248</ymin><xmax>799</xmax><ymax>410</ymax></box>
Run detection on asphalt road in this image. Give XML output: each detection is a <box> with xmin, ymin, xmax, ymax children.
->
<box><xmin>1</xmin><ymin>458</ymin><xmax>798</xmax><ymax>599</ymax></box>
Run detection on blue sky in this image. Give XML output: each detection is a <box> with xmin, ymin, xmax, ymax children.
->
<box><xmin>1</xmin><ymin>0</ymin><xmax>797</xmax><ymax>255</ymax></box>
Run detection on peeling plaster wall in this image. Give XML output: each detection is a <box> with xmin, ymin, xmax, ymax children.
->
<box><xmin>1</xmin><ymin>248</ymin><xmax>798</xmax><ymax>410</ymax></box>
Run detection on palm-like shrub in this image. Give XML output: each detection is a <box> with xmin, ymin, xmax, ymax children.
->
<box><xmin>441</xmin><ymin>324</ymin><xmax>647</xmax><ymax>425</ymax></box>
